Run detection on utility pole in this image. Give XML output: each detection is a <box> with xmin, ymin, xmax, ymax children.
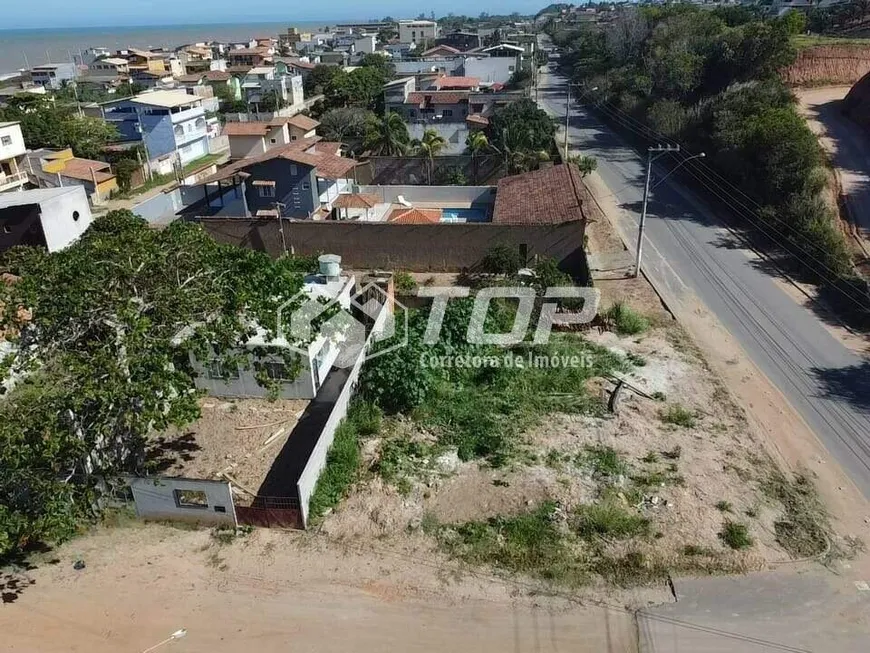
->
<box><xmin>635</xmin><ymin>144</ymin><xmax>680</xmax><ymax>278</ymax></box>
<box><xmin>274</xmin><ymin>201</ymin><xmax>288</xmax><ymax>255</ymax></box>
<box><xmin>563</xmin><ymin>85</ymin><xmax>570</xmax><ymax>162</ymax></box>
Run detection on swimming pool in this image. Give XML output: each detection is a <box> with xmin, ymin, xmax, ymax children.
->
<box><xmin>439</xmin><ymin>207</ymin><xmax>489</xmax><ymax>223</ymax></box>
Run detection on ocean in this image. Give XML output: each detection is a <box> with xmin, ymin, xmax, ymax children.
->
<box><xmin>0</xmin><ymin>21</ymin><xmax>349</xmax><ymax>74</ymax></box>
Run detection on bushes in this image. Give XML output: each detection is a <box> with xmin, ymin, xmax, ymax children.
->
<box><xmin>481</xmin><ymin>245</ymin><xmax>524</xmax><ymax>275</ymax></box>
<box><xmin>719</xmin><ymin>520</ymin><xmax>753</xmax><ymax>549</ymax></box>
<box><xmin>602</xmin><ymin>301</ymin><xmax>649</xmax><ymax>335</ymax></box>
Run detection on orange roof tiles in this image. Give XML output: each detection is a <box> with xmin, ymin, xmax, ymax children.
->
<box><xmin>493</xmin><ymin>164</ymin><xmax>591</xmax><ymax>225</ymax></box>
<box><xmin>388</xmin><ymin>207</ymin><xmax>442</xmax><ymax>224</ymax></box>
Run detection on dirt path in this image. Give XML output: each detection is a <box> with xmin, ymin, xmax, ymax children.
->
<box><xmin>0</xmin><ymin>525</ymin><xmax>639</xmax><ymax>653</ymax></box>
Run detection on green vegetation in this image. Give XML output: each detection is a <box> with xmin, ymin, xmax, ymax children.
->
<box><xmin>659</xmin><ymin>404</ymin><xmax>697</xmax><ymax>428</ymax></box>
<box><xmin>364</xmin><ymin>112</ymin><xmax>411</xmax><ymax>156</ymax></box>
<box><xmin>805</xmin><ymin>0</ymin><xmax>870</xmax><ymax>34</ymax></box>
<box><xmin>762</xmin><ymin>471</ymin><xmax>830</xmax><ymax>558</ymax></box>
<box><xmin>0</xmin><ymin>94</ymin><xmax>118</xmax><ymax>160</ymax></box>
<box><xmin>579</xmin><ymin>445</ymin><xmax>628</xmax><ymax>479</ymax></box>
<box><xmin>602</xmin><ymin>302</ymin><xmax>648</xmax><ymax>336</ymax></box>
<box><xmin>715</xmin><ymin>500</ymin><xmax>734</xmax><ymax>513</ymax></box>
<box><xmin>719</xmin><ymin>520</ymin><xmax>754</xmax><ymax>550</ymax></box>
<box><xmin>319</xmin><ymin>107</ymin><xmax>375</xmax><ymax>156</ymax></box>
<box><xmin>574</xmin><ymin>501</ymin><xmax>651</xmax><ymax>539</ymax></box>
<box><xmin>0</xmin><ymin>211</ymin><xmax>319</xmax><ymax>556</ymax></box>
<box><xmin>481</xmin><ymin>245</ymin><xmax>525</xmax><ymax>274</ymax></box>
<box><xmin>551</xmin><ymin>6</ymin><xmax>868</xmax><ymax>321</ymax></box>
<box><xmin>393</xmin><ymin>271</ymin><xmax>418</xmax><ymax>294</ymax></box>
<box><xmin>488</xmin><ymin>99</ymin><xmax>557</xmax><ymax>173</ymax></box>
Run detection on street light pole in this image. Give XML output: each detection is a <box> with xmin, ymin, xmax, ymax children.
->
<box><xmin>563</xmin><ymin>85</ymin><xmax>570</xmax><ymax>162</ymax></box>
<box><xmin>635</xmin><ymin>144</ymin><xmax>680</xmax><ymax>278</ymax></box>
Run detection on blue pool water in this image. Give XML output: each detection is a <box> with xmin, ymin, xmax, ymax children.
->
<box><xmin>440</xmin><ymin>207</ymin><xmax>489</xmax><ymax>223</ymax></box>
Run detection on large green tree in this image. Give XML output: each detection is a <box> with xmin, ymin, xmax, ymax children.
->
<box><xmin>488</xmin><ymin>98</ymin><xmax>556</xmax><ymax>156</ymax></box>
<box><xmin>0</xmin><ymin>95</ymin><xmax>118</xmax><ymax>160</ymax></box>
<box><xmin>0</xmin><ymin>211</ymin><xmax>316</xmax><ymax>556</ymax></box>
<box><xmin>364</xmin><ymin>112</ymin><xmax>411</xmax><ymax>156</ymax></box>
<box><xmin>324</xmin><ymin>66</ymin><xmax>388</xmax><ymax>111</ymax></box>
<box><xmin>318</xmin><ymin>107</ymin><xmax>375</xmax><ymax>155</ymax></box>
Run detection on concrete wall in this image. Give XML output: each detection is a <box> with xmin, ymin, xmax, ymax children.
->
<box><xmin>296</xmin><ymin>301</ymin><xmax>390</xmax><ymax>526</ymax></box>
<box><xmin>463</xmin><ymin>57</ymin><xmax>518</xmax><ymax>85</ymax></box>
<box><xmin>190</xmin><ymin>349</ymin><xmax>317</xmax><ymax>399</ymax></box>
<box><xmin>361</xmin><ymin>154</ymin><xmax>505</xmax><ymax>185</ymax></box>
<box><xmin>194</xmin><ymin>217</ymin><xmax>588</xmax><ymax>274</ymax></box>
<box><xmin>129</xmin><ymin>476</ymin><xmax>237</xmax><ymax>526</ymax></box>
<box><xmin>131</xmin><ymin>188</ymin><xmax>184</xmax><ymax>223</ymax></box>
<box><xmin>0</xmin><ymin>123</ymin><xmax>26</xmax><ymax>160</ymax></box>
<box><xmin>38</xmin><ymin>187</ymin><xmax>93</xmax><ymax>252</ymax></box>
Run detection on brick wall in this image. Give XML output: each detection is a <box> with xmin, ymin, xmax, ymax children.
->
<box><xmin>194</xmin><ymin>217</ymin><xmax>589</xmax><ymax>277</ymax></box>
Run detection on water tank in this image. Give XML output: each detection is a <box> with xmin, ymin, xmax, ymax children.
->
<box><xmin>318</xmin><ymin>254</ymin><xmax>342</xmax><ymax>279</ymax></box>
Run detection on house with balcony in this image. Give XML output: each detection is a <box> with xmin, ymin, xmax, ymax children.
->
<box><xmin>240</xmin><ymin>68</ymin><xmax>304</xmax><ymax>111</ymax></box>
<box><xmin>102</xmin><ymin>90</ymin><xmax>209</xmax><ymax>176</ymax></box>
<box><xmin>87</xmin><ymin>57</ymin><xmax>131</xmax><ymax>84</ymax></box>
<box><xmin>227</xmin><ymin>47</ymin><xmax>272</xmax><ymax>69</ymax></box>
<box><xmin>0</xmin><ymin>122</ymin><xmax>28</xmax><ymax>194</ymax></box>
<box><xmin>222</xmin><ymin>113</ymin><xmax>320</xmax><ymax>160</ymax></box>
<box><xmin>184</xmin><ymin>138</ymin><xmax>355</xmax><ymax>219</ymax></box>
<box><xmin>30</xmin><ymin>63</ymin><xmax>78</xmax><ymax>90</ymax></box>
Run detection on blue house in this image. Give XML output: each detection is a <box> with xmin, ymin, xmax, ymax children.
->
<box><xmin>102</xmin><ymin>90</ymin><xmax>209</xmax><ymax>176</ymax></box>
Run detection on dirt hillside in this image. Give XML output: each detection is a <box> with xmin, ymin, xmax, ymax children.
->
<box><xmin>782</xmin><ymin>44</ymin><xmax>870</xmax><ymax>87</ymax></box>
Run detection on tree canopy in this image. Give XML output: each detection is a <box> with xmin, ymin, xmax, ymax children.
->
<box><xmin>0</xmin><ymin>95</ymin><xmax>119</xmax><ymax>160</ymax></box>
<box><xmin>0</xmin><ymin>211</ymin><xmax>317</xmax><ymax>556</ymax></box>
<box><xmin>324</xmin><ymin>66</ymin><xmax>389</xmax><ymax>111</ymax></box>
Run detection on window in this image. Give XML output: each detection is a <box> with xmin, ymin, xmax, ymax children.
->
<box><xmin>256</xmin><ymin>361</ymin><xmax>295</xmax><ymax>381</ymax></box>
<box><xmin>443</xmin><ymin>109</ymin><xmax>453</xmax><ymax>117</ymax></box>
<box><xmin>270</xmin><ymin>138</ymin><xmax>277</xmax><ymax>144</ymax></box>
<box><xmin>289</xmin><ymin>164</ymin><xmax>298</xmax><ymax>176</ymax></box>
<box><xmin>174</xmin><ymin>489</ymin><xmax>208</xmax><ymax>509</ymax></box>
<box><xmin>258</xmin><ymin>185</ymin><xmax>276</xmax><ymax>198</ymax></box>
<box><xmin>291</xmin><ymin>135</ymin><xmax>297</xmax><ymax>141</ymax></box>
<box><xmin>0</xmin><ymin>136</ymin><xmax>12</xmax><ymax>146</ymax></box>
<box><xmin>508</xmin><ymin>65</ymin><xmax>515</xmax><ymax>71</ymax></box>
<box><xmin>206</xmin><ymin>359</ymin><xmax>240</xmax><ymax>380</ymax></box>
<box><xmin>302</xmin><ymin>181</ymin><xmax>310</xmax><ymax>190</ymax></box>
<box><xmin>409</xmin><ymin>109</ymin><xmax>416</xmax><ymax>118</ymax></box>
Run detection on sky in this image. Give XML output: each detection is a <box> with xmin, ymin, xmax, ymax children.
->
<box><xmin>2</xmin><ymin>0</ymin><xmax>549</xmax><ymax>30</ymax></box>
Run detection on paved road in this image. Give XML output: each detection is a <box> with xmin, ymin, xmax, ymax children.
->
<box><xmin>536</xmin><ymin>63</ymin><xmax>870</xmax><ymax>497</ymax></box>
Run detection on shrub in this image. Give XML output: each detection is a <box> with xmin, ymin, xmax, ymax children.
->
<box><xmin>307</xmin><ymin>414</ymin><xmax>363</xmax><ymax>522</ymax></box>
<box><xmin>659</xmin><ymin>404</ymin><xmax>697</xmax><ymax>428</ymax></box>
<box><xmin>481</xmin><ymin>245</ymin><xmax>524</xmax><ymax>275</ymax></box>
<box><xmin>393</xmin><ymin>271</ymin><xmax>418</xmax><ymax>294</ymax></box>
<box><xmin>579</xmin><ymin>445</ymin><xmax>628</xmax><ymax>478</ymax></box>
<box><xmin>574</xmin><ymin>502</ymin><xmax>651</xmax><ymax>539</ymax></box>
<box><xmin>719</xmin><ymin>520</ymin><xmax>753</xmax><ymax>549</ymax></box>
<box><xmin>602</xmin><ymin>301</ymin><xmax>648</xmax><ymax>335</ymax></box>
<box><xmin>715</xmin><ymin>500</ymin><xmax>733</xmax><ymax>513</ymax></box>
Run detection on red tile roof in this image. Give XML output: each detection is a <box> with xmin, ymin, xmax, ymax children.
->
<box><xmin>465</xmin><ymin>114</ymin><xmax>489</xmax><ymax>126</ymax></box>
<box><xmin>282</xmin><ymin>114</ymin><xmax>320</xmax><ymax>131</ymax></box>
<box><xmin>388</xmin><ymin>208</ymin><xmax>442</xmax><ymax>224</ymax></box>
<box><xmin>333</xmin><ymin>193</ymin><xmax>381</xmax><ymax>209</ymax></box>
<box><xmin>493</xmin><ymin>164</ymin><xmax>593</xmax><ymax>225</ymax></box>
<box><xmin>222</xmin><ymin>122</ymin><xmax>273</xmax><ymax>136</ymax></box>
<box><xmin>59</xmin><ymin>158</ymin><xmax>115</xmax><ymax>183</ymax></box>
<box><xmin>406</xmin><ymin>91</ymin><xmax>470</xmax><ymax>106</ymax></box>
<box><xmin>204</xmin><ymin>70</ymin><xmax>232</xmax><ymax>82</ymax></box>
<box><xmin>435</xmin><ymin>76</ymin><xmax>480</xmax><ymax>90</ymax></box>
<box><xmin>421</xmin><ymin>45</ymin><xmax>461</xmax><ymax>56</ymax></box>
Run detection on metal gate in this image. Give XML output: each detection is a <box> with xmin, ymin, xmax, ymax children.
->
<box><xmin>236</xmin><ymin>496</ymin><xmax>303</xmax><ymax>529</ymax></box>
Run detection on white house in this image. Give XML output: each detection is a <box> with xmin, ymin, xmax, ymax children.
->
<box><xmin>0</xmin><ymin>186</ymin><xmax>93</xmax><ymax>254</ymax></box>
<box><xmin>0</xmin><ymin>122</ymin><xmax>27</xmax><ymax>194</ymax></box>
<box><xmin>184</xmin><ymin>258</ymin><xmax>356</xmax><ymax>400</ymax></box>
<box><xmin>398</xmin><ymin>20</ymin><xmax>440</xmax><ymax>44</ymax></box>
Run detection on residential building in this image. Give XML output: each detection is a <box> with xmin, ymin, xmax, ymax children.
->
<box><xmin>436</xmin><ymin>31</ymin><xmax>482</xmax><ymax>52</ymax></box>
<box><xmin>0</xmin><ymin>83</ymin><xmax>47</xmax><ymax>106</ymax></box>
<box><xmin>772</xmin><ymin>0</ymin><xmax>845</xmax><ymax>13</ymax></box>
<box><xmin>335</xmin><ymin>21</ymin><xmax>394</xmax><ymax>33</ymax></box>
<box><xmin>317</xmin><ymin>51</ymin><xmax>349</xmax><ymax>66</ymax></box>
<box><xmin>278</xmin><ymin>27</ymin><xmax>310</xmax><ymax>51</ymax></box>
<box><xmin>240</xmin><ymin>68</ymin><xmax>304</xmax><ymax>111</ymax></box>
<box><xmin>102</xmin><ymin>90</ymin><xmax>209</xmax><ymax>176</ymax></box>
<box><xmin>87</xmin><ymin>57</ymin><xmax>131</xmax><ymax>83</ymax></box>
<box><xmin>420</xmin><ymin>44</ymin><xmax>462</xmax><ymax>59</ymax></box>
<box><xmin>397</xmin><ymin>20</ymin><xmax>440</xmax><ymax>44</ymax></box>
<box><xmin>25</xmin><ymin>148</ymin><xmax>118</xmax><ymax>203</ymax></box>
<box><xmin>275</xmin><ymin>58</ymin><xmax>317</xmax><ymax>79</ymax></box>
<box><xmin>30</xmin><ymin>62</ymin><xmax>78</xmax><ymax>89</ymax></box>
<box><xmin>463</xmin><ymin>56</ymin><xmax>519</xmax><ymax>86</ymax></box>
<box><xmin>119</xmin><ymin>48</ymin><xmax>168</xmax><ymax>75</ymax></box>
<box><xmin>223</xmin><ymin>114</ymin><xmax>320</xmax><ymax>160</ymax></box>
<box><xmin>0</xmin><ymin>186</ymin><xmax>93</xmax><ymax>254</ymax></box>
<box><xmin>481</xmin><ymin>43</ymin><xmax>526</xmax><ymax>59</ymax></box>
<box><xmin>131</xmin><ymin>69</ymin><xmax>173</xmax><ymax>89</ymax></box>
<box><xmin>434</xmin><ymin>76</ymin><xmax>480</xmax><ymax>91</ymax></box>
<box><xmin>226</xmin><ymin>47</ymin><xmax>271</xmax><ymax>68</ymax></box>
<box><xmin>183</xmin><ymin>260</ymin><xmax>355</xmax><ymax>400</ymax></box>
<box><xmin>492</xmin><ymin>164</ymin><xmax>588</xmax><ymax>226</ymax></box>
<box><xmin>0</xmin><ymin>122</ymin><xmax>28</xmax><ymax>194</ymax></box>
<box><xmin>354</xmin><ymin>36</ymin><xmax>377</xmax><ymax>55</ymax></box>
<box><xmin>190</xmin><ymin>138</ymin><xmax>356</xmax><ymax>219</ymax></box>
<box><xmin>175</xmin><ymin>70</ymin><xmax>241</xmax><ymax>101</ymax></box>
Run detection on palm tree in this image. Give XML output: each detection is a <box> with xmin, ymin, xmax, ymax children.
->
<box><xmin>465</xmin><ymin>131</ymin><xmax>490</xmax><ymax>184</ymax></box>
<box><xmin>363</xmin><ymin>113</ymin><xmax>410</xmax><ymax>156</ymax></box>
<box><xmin>411</xmin><ymin>128</ymin><xmax>448</xmax><ymax>184</ymax></box>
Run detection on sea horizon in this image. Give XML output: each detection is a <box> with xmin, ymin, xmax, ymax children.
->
<box><xmin>0</xmin><ymin>19</ymin><xmax>375</xmax><ymax>74</ymax></box>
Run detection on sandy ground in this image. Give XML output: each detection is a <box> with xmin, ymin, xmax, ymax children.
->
<box><xmin>0</xmin><ymin>524</ymin><xmax>640</xmax><ymax>653</ymax></box>
<box><xmin>147</xmin><ymin>398</ymin><xmax>307</xmax><ymax>503</ymax></box>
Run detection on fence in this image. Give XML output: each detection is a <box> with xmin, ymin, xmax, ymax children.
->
<box><xmin>236</xmin><ymin>496</ymin><xmax>302</xmax><ymax>529</ymax></box>
<box><xmin>128</xmin><ymin>476</ymin><xmax>237</xmax><ymax>526</ymax></box>
<box><xmin>296</xmin><ymin>300</ymin><xmax>390</xmax><ymax>526</ymax></box>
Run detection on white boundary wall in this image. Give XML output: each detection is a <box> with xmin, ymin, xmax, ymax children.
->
<box><xmin>296</xmin><ymin>302</ymin><xmax>390</xmax><ymax>526</ymax></box>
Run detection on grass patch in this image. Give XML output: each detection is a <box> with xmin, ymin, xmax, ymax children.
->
<box><xmin>307</xmin><ymin>401</ymin><xmax>379</xmax><ymax>523</ymax></box>
<box><xmin>574</xmin><ymin>501</ymin><xmax>651</xmax><ymax>539</ymax></box>
<box><xmin>682</xmin><ymin>544</ymin><xmax>718</xmax><ymax>557</ymax></box>
<box><xmin>592</xmin><ymin>550</ymin><xmax>669</xmax><ymax>587</ymax></box>
<box><xmin>579</xmin><ymin>445</ymin><xmax>628</xmax><ymax>479</ymax></box>
<box><xmin>393</xmin><ymin>271</ymin><xmax>418</xmax><ymax>294</ymax></box>
<box><xmin>719</xmin><ymin>520</ymin><xmax>753</xmax><ymax>550</ymax></box>
<box><xmin>602</xmin><ymin>301</ymin><xmax>649</xmax><ymax>335</ymax></box>
<box><xmin>626</xmin><ymin>352</ymin><xmax>647</xmax><ymax>367</ymax></box>
<box><xmin>761</xmin><ymin>471</ymin><xmax>830</xmax><ymax>558</ymax></box>
<box><xmin>715</xmin><ymin>500</ymin><xmax>733</xmax><ymax>513</ymax></box>
<box><xmin>661</xmin><ymin>445</ymin><xmax>682</xmax><ymax>460</ymax></box>
<box><xmin>659</xmin><ymin>404</ymin><xmax>697</xmax><ymax>428</ymax></box>
<box><xmin>374</xmin><ymin>435</ymin><xmax>442</xmax><ymax>493</ymax></box>
<box><xmin>437</xmin><ymin>502</ymin><xmax>589</xmax><ymax>586</ymax></box>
